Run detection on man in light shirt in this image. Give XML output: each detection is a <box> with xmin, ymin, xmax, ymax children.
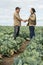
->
<box><xmin>13</xmin><ymin>7</ymin><xmax>24</xmax><ymax>39</ymax></box>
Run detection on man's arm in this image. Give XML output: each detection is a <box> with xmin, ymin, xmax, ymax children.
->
<box><xmin>14</xmin><ymin>13</ymin><xmax>23</xmax><ymax>22</ymax></box>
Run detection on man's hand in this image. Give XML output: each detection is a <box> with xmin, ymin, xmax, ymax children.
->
<box><xmin>21</xmin><ymin>20</ymin><xmax>27</xmax><ymax>22</ymax></box>
<box><xmin>23</xmin><ymin>20</ymin><xmax>27</xmax><ymax>22</ymax></box>
<box><xmin>21</xmin><ymin>19</ymin><xmax>25</xmax><ymax>22</ymax></box>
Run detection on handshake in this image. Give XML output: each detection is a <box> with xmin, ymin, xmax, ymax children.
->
<box><xmin>22</xmin><ymin>20</ymin><xmax>28</xmax><ymax>22</ymax></box>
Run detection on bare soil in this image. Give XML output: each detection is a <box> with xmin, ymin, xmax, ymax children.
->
<box><xmin>0</xmin><ymin>40</ymin><xmax>29</xmax><ymax>65</ymax></box>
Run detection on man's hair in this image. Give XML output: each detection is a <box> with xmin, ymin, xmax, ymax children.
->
<box><xmin>31</xmin><ymin>8</ymin><xmax>36</xmax><ymax>13</ymax></box>
<box><xmin>15</xmin><ymin>7</ymin><xmax>20</xmax><ymax>10</ymax></box>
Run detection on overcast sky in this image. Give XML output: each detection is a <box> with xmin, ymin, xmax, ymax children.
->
<box><xmin>0</xmin><ymin>0</ymin><xmax>43</xmax><ymax>26</ymax></box>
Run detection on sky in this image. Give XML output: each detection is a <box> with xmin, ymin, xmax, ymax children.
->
<box><xmin>0</xmin><ymin>0</ymin><xmax>43</xmax><ymax>26</ymax></box>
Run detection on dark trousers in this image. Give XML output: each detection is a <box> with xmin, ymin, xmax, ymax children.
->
<box><xmin>14</xmin><ymin>26</ymin><xmax>20</xmax><ymax>39</ymax></box>
<box><xmin>29</xmin><ymin>26</ymin><xmax>35</xmax><ymax>39</ymax></box>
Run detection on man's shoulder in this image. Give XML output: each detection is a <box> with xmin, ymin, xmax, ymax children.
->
<box><xmin>14</xmin><ymin>12</ymin><xmax>17</xmax><ymax>15</ymax></box>
<box><xmin>14</xmin><ymin>12</ymin><xmax>16</xmax><ymax>15</ymax></box>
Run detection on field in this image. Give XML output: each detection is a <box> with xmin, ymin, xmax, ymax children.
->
<box><xmin>0</xmin><ymin>26</ymin><xmax>29</xmax><ymax>57</ymax></box>
<box><xmin>0</xmin><ymin>26</ymin><xmax>43</xmax><ymax>65</ymax></box>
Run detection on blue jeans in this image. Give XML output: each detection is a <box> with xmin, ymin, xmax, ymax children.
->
<box><xmin>29</xmin><ymin>26</ymin><xmax>35</xmax><ymax>39</ymax></box>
